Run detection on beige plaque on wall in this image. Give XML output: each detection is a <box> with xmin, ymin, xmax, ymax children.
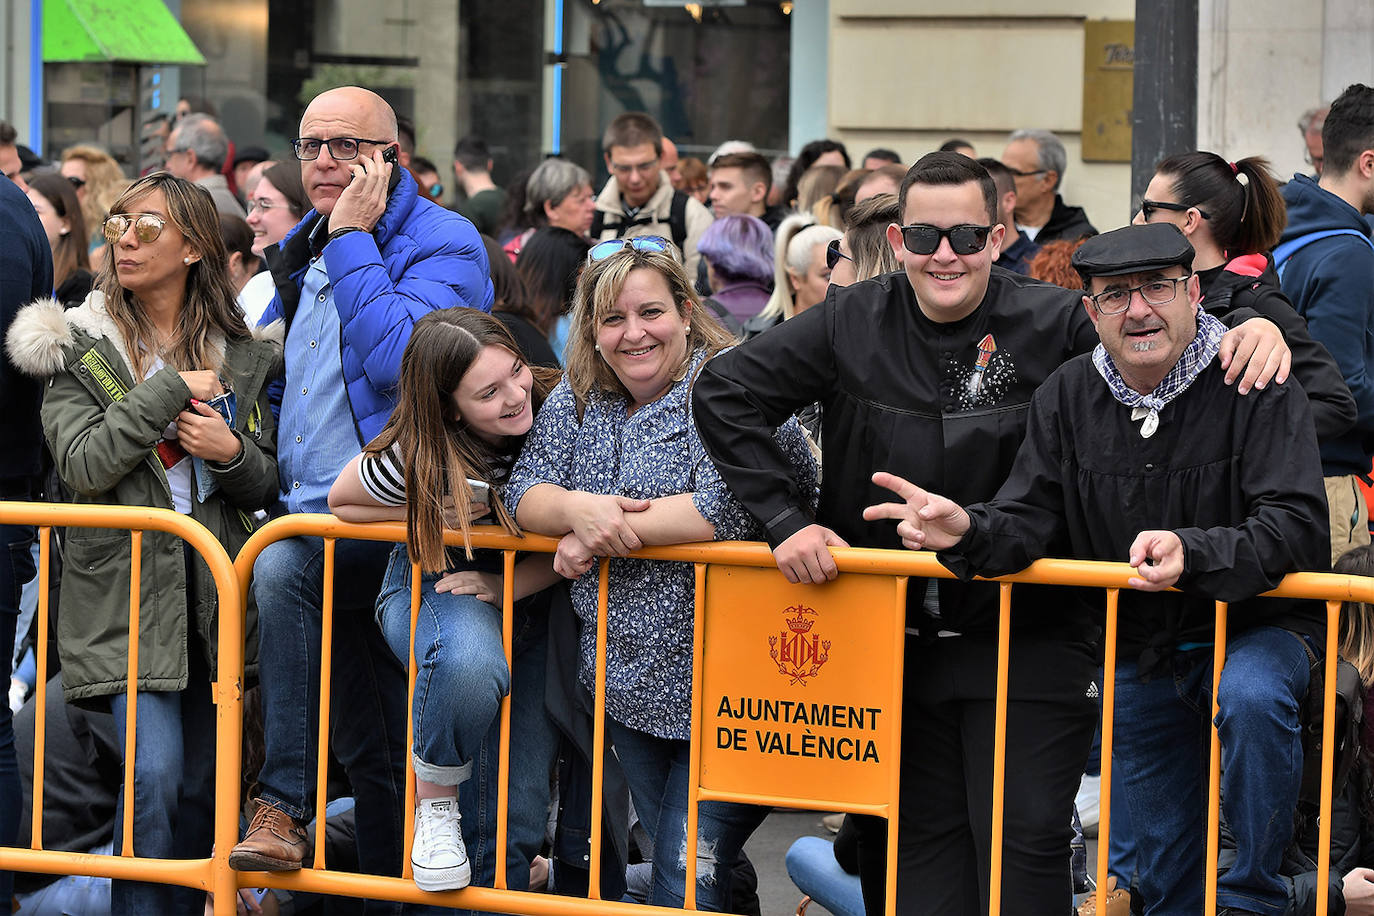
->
<box><xmin>1082</xmin><ymin>20</ymin><xmax>1134</xmax><ymax>162</ymax></box>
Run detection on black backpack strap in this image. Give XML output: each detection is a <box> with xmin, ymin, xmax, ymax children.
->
<box><xmin>590</xmin><ymin>209</ymin><xmax>606</xmax><ymax>239</ymax></box>
<box><xmin>669</xmin><ymin>191</ymin><xmax>689</xmax><ymax>253</ymax></box>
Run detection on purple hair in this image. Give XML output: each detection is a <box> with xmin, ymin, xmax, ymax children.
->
<box><xmin>697</xmin><ymin>214</ymin><xmax>774</xmax><ymax>284</ymax></box>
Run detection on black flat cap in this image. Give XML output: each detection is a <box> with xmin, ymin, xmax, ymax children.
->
<box><xmin>1071</xmin><ymin>222</ymin><xmax>1195</xmax><ymax>280</ymax></box>
<box><xmin>232</xmin><ymin>146</ymin><xmax>270</xmax><ymax>168</ymax></box>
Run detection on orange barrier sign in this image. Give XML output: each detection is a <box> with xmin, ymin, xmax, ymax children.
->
<box><xmin>699</xmin><ymin>567</ymin><xmax>902</xmax><ymax>806</ymax></box>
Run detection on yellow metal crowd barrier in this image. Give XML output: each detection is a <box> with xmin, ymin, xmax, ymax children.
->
<box><xmin>0</xmin><ymin>502</ymin><xmax>245</xmax><ymax>913</ymax></box>
<box><xmin>1</xmin><ymin>499</ymin><xmax>1371</xmax><ymax>916</ymax></box>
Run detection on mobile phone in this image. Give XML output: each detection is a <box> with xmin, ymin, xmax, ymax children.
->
<box><xmin>202</xmin><ymin>390</ymin><xmax>236</xmax><ymax>426</ymax></box>
<box><xmin>384</xmin><ymin>145</ymin><xmax>402</xmax><ymax>194</ymax></box>
<box><xmin>465</xmin><ymin>477</ymin><xmax>491</xmax><ymax>506</ymax></box>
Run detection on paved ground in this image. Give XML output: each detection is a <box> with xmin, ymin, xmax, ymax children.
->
<box><xmin>746</xmin><ymin>808</ymin><xmax>835</xmax><ymax>915</ymax></box>
<box><xmin>745</xmin><ymin>810</ymin><xmax>1105</xmax><ymax>915</ymax></box>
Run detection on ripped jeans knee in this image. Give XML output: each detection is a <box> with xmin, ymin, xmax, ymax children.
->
<box><xmin>607</xmin><ymin>720</ymin><xmax>768</xmax><ymax>911</ymax></box>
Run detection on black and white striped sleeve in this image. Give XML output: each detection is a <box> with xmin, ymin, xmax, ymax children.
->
<box><xmin>357</xmin><ymin>443</ymin><xmax>408</xmax><ymax>506</ymax></box>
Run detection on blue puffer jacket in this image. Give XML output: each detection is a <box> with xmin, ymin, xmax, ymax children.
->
<box><xmin>260</xmin><ymin>168</ymin><xmax>494</xmax><ymax>443</ymax></box>
<box><xmin>1278</xmin><ymin>174</ymin><xmax>1374</xmax><ymax>477</ymax></box>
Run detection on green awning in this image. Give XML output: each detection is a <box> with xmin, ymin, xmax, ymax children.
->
<box><xmin>44</xmin><ymin>0</ymin><xmax>205</xmax><ymax>66</ymax></box>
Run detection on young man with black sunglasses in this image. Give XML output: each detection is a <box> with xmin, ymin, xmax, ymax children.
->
<box><xmin>692</xmin><ymin>152</ymin><xmax>1293</xmax><ymax>914</ymax></box>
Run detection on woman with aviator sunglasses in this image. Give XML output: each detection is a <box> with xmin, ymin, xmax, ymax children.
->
<box><xmin>6</xmin><ymin>172</ymin><xmax>281</xmax><ymax>916</ymax></box>
<box><xmin>505</xmin><ymin>237</ymin><xmax>817</xmax><ymax>909</ymax></box>
<box><xmin>1135</xmin><ymin>152</ymin><xmax>1354</xmax><ymax>441</ymax></box>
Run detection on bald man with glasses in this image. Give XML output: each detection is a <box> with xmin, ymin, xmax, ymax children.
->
<box><xmin>229</xmin><ymin>86</ymin><xmax>493</xmax><ymax>900</ymax></box>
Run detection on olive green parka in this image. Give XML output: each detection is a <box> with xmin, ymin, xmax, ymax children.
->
<box><xmin>5</xmin><ymin>292</ymin><xmax>281</xmax><ymax>704</ymax></box>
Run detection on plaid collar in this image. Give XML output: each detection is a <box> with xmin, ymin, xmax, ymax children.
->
<box><xmin>1091</xmin><ymin>306</ymin><xmax>1226</xmax><ymax>438</ymax></box>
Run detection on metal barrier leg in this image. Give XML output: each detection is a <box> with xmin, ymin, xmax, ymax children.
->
<box><xmin>313</xmin><ymin>539</ymin><xmax>335</xmax><ymax>871</ymax></box>
<box><xmin>30</xmin><ymin>527</ymin><xmax>50</xmax><ymax>852</ymax></box>
<box><xmin>1316</xmin><ymin>599</ymin><xmax>1341</xmax><ymax>916</ymax></box>
<box><xmin>495</xmin><ymin>549</ymin><xmax>515</xmax><ymax>890</ymax></box>
<box><xmin>884</xmin><ymin>578</ymin><xmax>908</xmax><ymax>916</ymax></box>
<box><xmin>1094</xmin><ymin>589</ymin><xmax>1120</xmax><ymax>914</ymax></box>
<box><xmin>404</xmin><ymin>559</ymin><xmax>421</xmax><ymax>881</ymax></box>
<box><xmin>589</xmin><ymin>559</ymin><xmax>610</xmax><ymax>900</ymax></box>
<box><xmin>988</xmin><ymin>582</ymin><xmax>1013</xmax><ymax>916</ymax></box>
<box><xmin>684</xmin><ymin>564</ymin><xmax>710</xmax><ymax>911</ymax></box>
<box><xmin>121</xmin><ymin>531</ymin><xmax>143</xmax><ymax>859</ymax></box>
<box><xmin>1203</xmin><ymin>601</ymin><xmax>1228</xmax><ymax>915</ymax></box>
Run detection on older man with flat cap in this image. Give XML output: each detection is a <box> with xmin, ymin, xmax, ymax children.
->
<box><xmin>865</xmin><ymin>222</ymin><xmax>1330</xmax><ymax>916</ymax></box>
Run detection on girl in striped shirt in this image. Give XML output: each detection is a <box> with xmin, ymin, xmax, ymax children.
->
<box><xmin>328</xmin><ymin>307</ymin><xmax>563</xmax><ymax>893</ymax></box>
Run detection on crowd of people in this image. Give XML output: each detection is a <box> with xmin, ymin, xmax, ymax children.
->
<box><xmin>0</xmin><ymin>79</ymin><xmax>1373</xmax><ymax>916</ymax></box>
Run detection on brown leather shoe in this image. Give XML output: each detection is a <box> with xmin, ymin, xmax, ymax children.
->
<box><xmin>228</xmin><ymin>799</ymin><xmax>309</xmax><ymax>871</ymax></box>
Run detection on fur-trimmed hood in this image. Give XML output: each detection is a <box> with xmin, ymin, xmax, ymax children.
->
<box><xmin>5</xmin><ymin>290</ymin><xmax>284</xmax><ymax>379</ymax></box>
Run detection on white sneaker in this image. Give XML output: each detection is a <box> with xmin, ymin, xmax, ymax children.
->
<box><xmin>1075</xmin><ymin>773</ymin><xmax>1101</xmax><ymax>837</ymax></box>
<box><xmin>411</xmin><ymin>796</ymin><xmax>471</xmax><ymax>891</ymax></box>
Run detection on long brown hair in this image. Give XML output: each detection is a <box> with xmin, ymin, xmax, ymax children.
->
<box><xmin>366</xmin><ymin>308</ymin><xmax>558</xmax><ymax>572</ymax></box>
<box><xmin>1335</xmin><ymin>545</ymin><xmax>1374</xmax><ymax>687</ymax></box>
<box><xmin>564</xmin><ymin>245</ymin><xmax>734</xmax><ymax>412</ymax></box>
<box><xmin>97</xmin><ymin>172</ymin><xmax>250</xmax><ymax>379</ymax></box>
<box><xmin>27</xmin><ymin>170</ymin><xmax>90</xmax><ymax>289</ymax></box>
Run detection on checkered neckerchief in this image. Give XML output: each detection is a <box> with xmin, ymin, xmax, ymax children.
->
<box><xmin>1091</xmin><ymin>306</ymin><xmax>1226</xmax><ymax>438</ymax></box>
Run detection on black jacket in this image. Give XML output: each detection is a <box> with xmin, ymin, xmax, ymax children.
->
<box><xmin>939</xmin><ymin>356</ymin><xmax>1329</xmax><ymax>669</ymax></box>
<box><xmin>0</xmin><ymin>176</ymin><xmax>53</xmax><ymax>481</ymax></box>
<box><xmin>694</xmin><ymin>267</ymin><xmax>1101</xmax><ymax>639</ymax></box>
<box><xmin>1199</xmin><ymin>256</ymin><xmax>1356</xmax><ymax>442</ymax></box>
<box><xmin>1034</xmin><ymin>194</ymin><xmax>1097</xmax><ymax>243</ymax></box>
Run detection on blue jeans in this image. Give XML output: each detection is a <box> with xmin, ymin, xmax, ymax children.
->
<box><xmin>785</xmin><ymin>836</ymin><xmax>864</xmax><ymax>916</ymax></box>
<box><xmin>1</xmin><ymin>494</ymin><xmax>36</xmax><ymax>906</ymax></box>
<box><xmin>109</xmin><ymin>641</ymin><xmax>216</xmax><ymax>916</ymax></box>
<box><xmin>253</xmin><ymin>536</ymin><xmax>407</xmax><ymax>914</ymax></box>
<box><xmin>1113</xmin><ymin>626</ymin><xmax>1309</xmax><ymax>916</ymax></box>
<box><xmin>607</xmin><ymin>721</ymin><xmax>768</xmax><ymax>911</ymax></box>
<box><xmin>375</xmin><ymin>547</ymin><xmax>560</xmax><ymax>900</ymax></box>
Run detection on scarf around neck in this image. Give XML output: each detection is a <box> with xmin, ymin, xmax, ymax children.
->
<box><xmin>1091</xmin><ymin>306</ymin><xmax>1227</xmax><ymax>438</ymax></box>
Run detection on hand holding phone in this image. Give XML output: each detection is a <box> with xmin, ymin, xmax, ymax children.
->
<box><xmin>328</xmin><ymin>146</ymin><xmax>394</xmax><ymax>234</ymax></box>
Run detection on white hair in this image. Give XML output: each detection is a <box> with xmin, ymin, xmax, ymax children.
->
<box><xmin>757</xmin><ymin>214</ymin><xmax>842</xmax><ymax>321</ymax></box>
<box><xmin>709</xmin><ymin>139</ymin><xmax>757</xmax><ymax>166</ymax></box>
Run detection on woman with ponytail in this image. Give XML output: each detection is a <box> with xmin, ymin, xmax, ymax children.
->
<box><xmin>1136</xmin><ymin>152</ymin><xmax>1355</xmax><ymax>439</ymax></box>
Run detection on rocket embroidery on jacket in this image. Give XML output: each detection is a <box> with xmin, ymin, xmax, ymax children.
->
<box><xmin>954</xmin><ymin>333</ymin><xmax>1016</xmax><ymax>408</ymax></box>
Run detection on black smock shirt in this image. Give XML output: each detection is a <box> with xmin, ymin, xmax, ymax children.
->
<box><xmin>1197</xmin><ymin>259</ymin><xmax>1355</xmax><ymax>441</ymax></box>
<box><xmin>939</xmin><ymin>354</ymin><xmax>1330</xmax><ymax>673</ymax></box>
<box><xmin>694</xmin><ymin>267</ymin><xmax>1103</xmax><ymax>654</ymax></box>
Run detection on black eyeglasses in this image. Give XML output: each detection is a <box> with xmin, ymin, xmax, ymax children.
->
<box><xmin>1005</xmin><ymin>167</ymin><xmax>1047</xmax><ymax>178</ymax></box>
<box><xmin>103</xmin><ymin>212</ymin><xmax>167</xmax><ymax>245</ymax></box>
<box><xmin>1087</xmin><ymin>274</ymin><xmax>1192</xmax><ymax>315</ymax></box>
<box><xmin>825</xmin><ymin>238</ymin><xmax>853</xmax><ymax>270</ymax></box>
<box><xmin>66</xmin><ymin>175</ymin><xmax>86</xmax><ymax>189</ymax></box>
<box><xmin>1139</xmin><ymin>199</ymin><xmax>1211</xmax><ymax>222</ymax></box>
<box><xmin>290</xmin><ymin>137</ymin><xmax>393</xmax><ymax>161</ymax></box>
<box><xmin>899</xmin><ymin>224</ymin><xmax>992</xmax><ymax>256</ymax></box>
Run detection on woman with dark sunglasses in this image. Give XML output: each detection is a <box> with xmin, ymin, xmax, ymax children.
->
<box><xmin>5</xmin><ymin>172</ymin><xmax>280</xmax><ymax>916</ymax></box>
<box><xmin>1135</xmin><ymin>152</ymin><xmax>1354</xmax><ymax>440</ymax></box>
<box><xmin>504</xmin><ymin>241</ymin><xmax>817</xmax><ymax>910</ymax></box>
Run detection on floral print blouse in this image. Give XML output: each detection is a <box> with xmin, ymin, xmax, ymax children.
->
<box><xmin>505</xmin><ymin>347</ymin><xmax>818</xmax><ymax>739</ymax></box>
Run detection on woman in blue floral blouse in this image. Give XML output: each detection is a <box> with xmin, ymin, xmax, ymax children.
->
<box><xmin>504</xmin><ymin>238</ymin><xmax>818</xmax><ymax>909</ymax></box>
